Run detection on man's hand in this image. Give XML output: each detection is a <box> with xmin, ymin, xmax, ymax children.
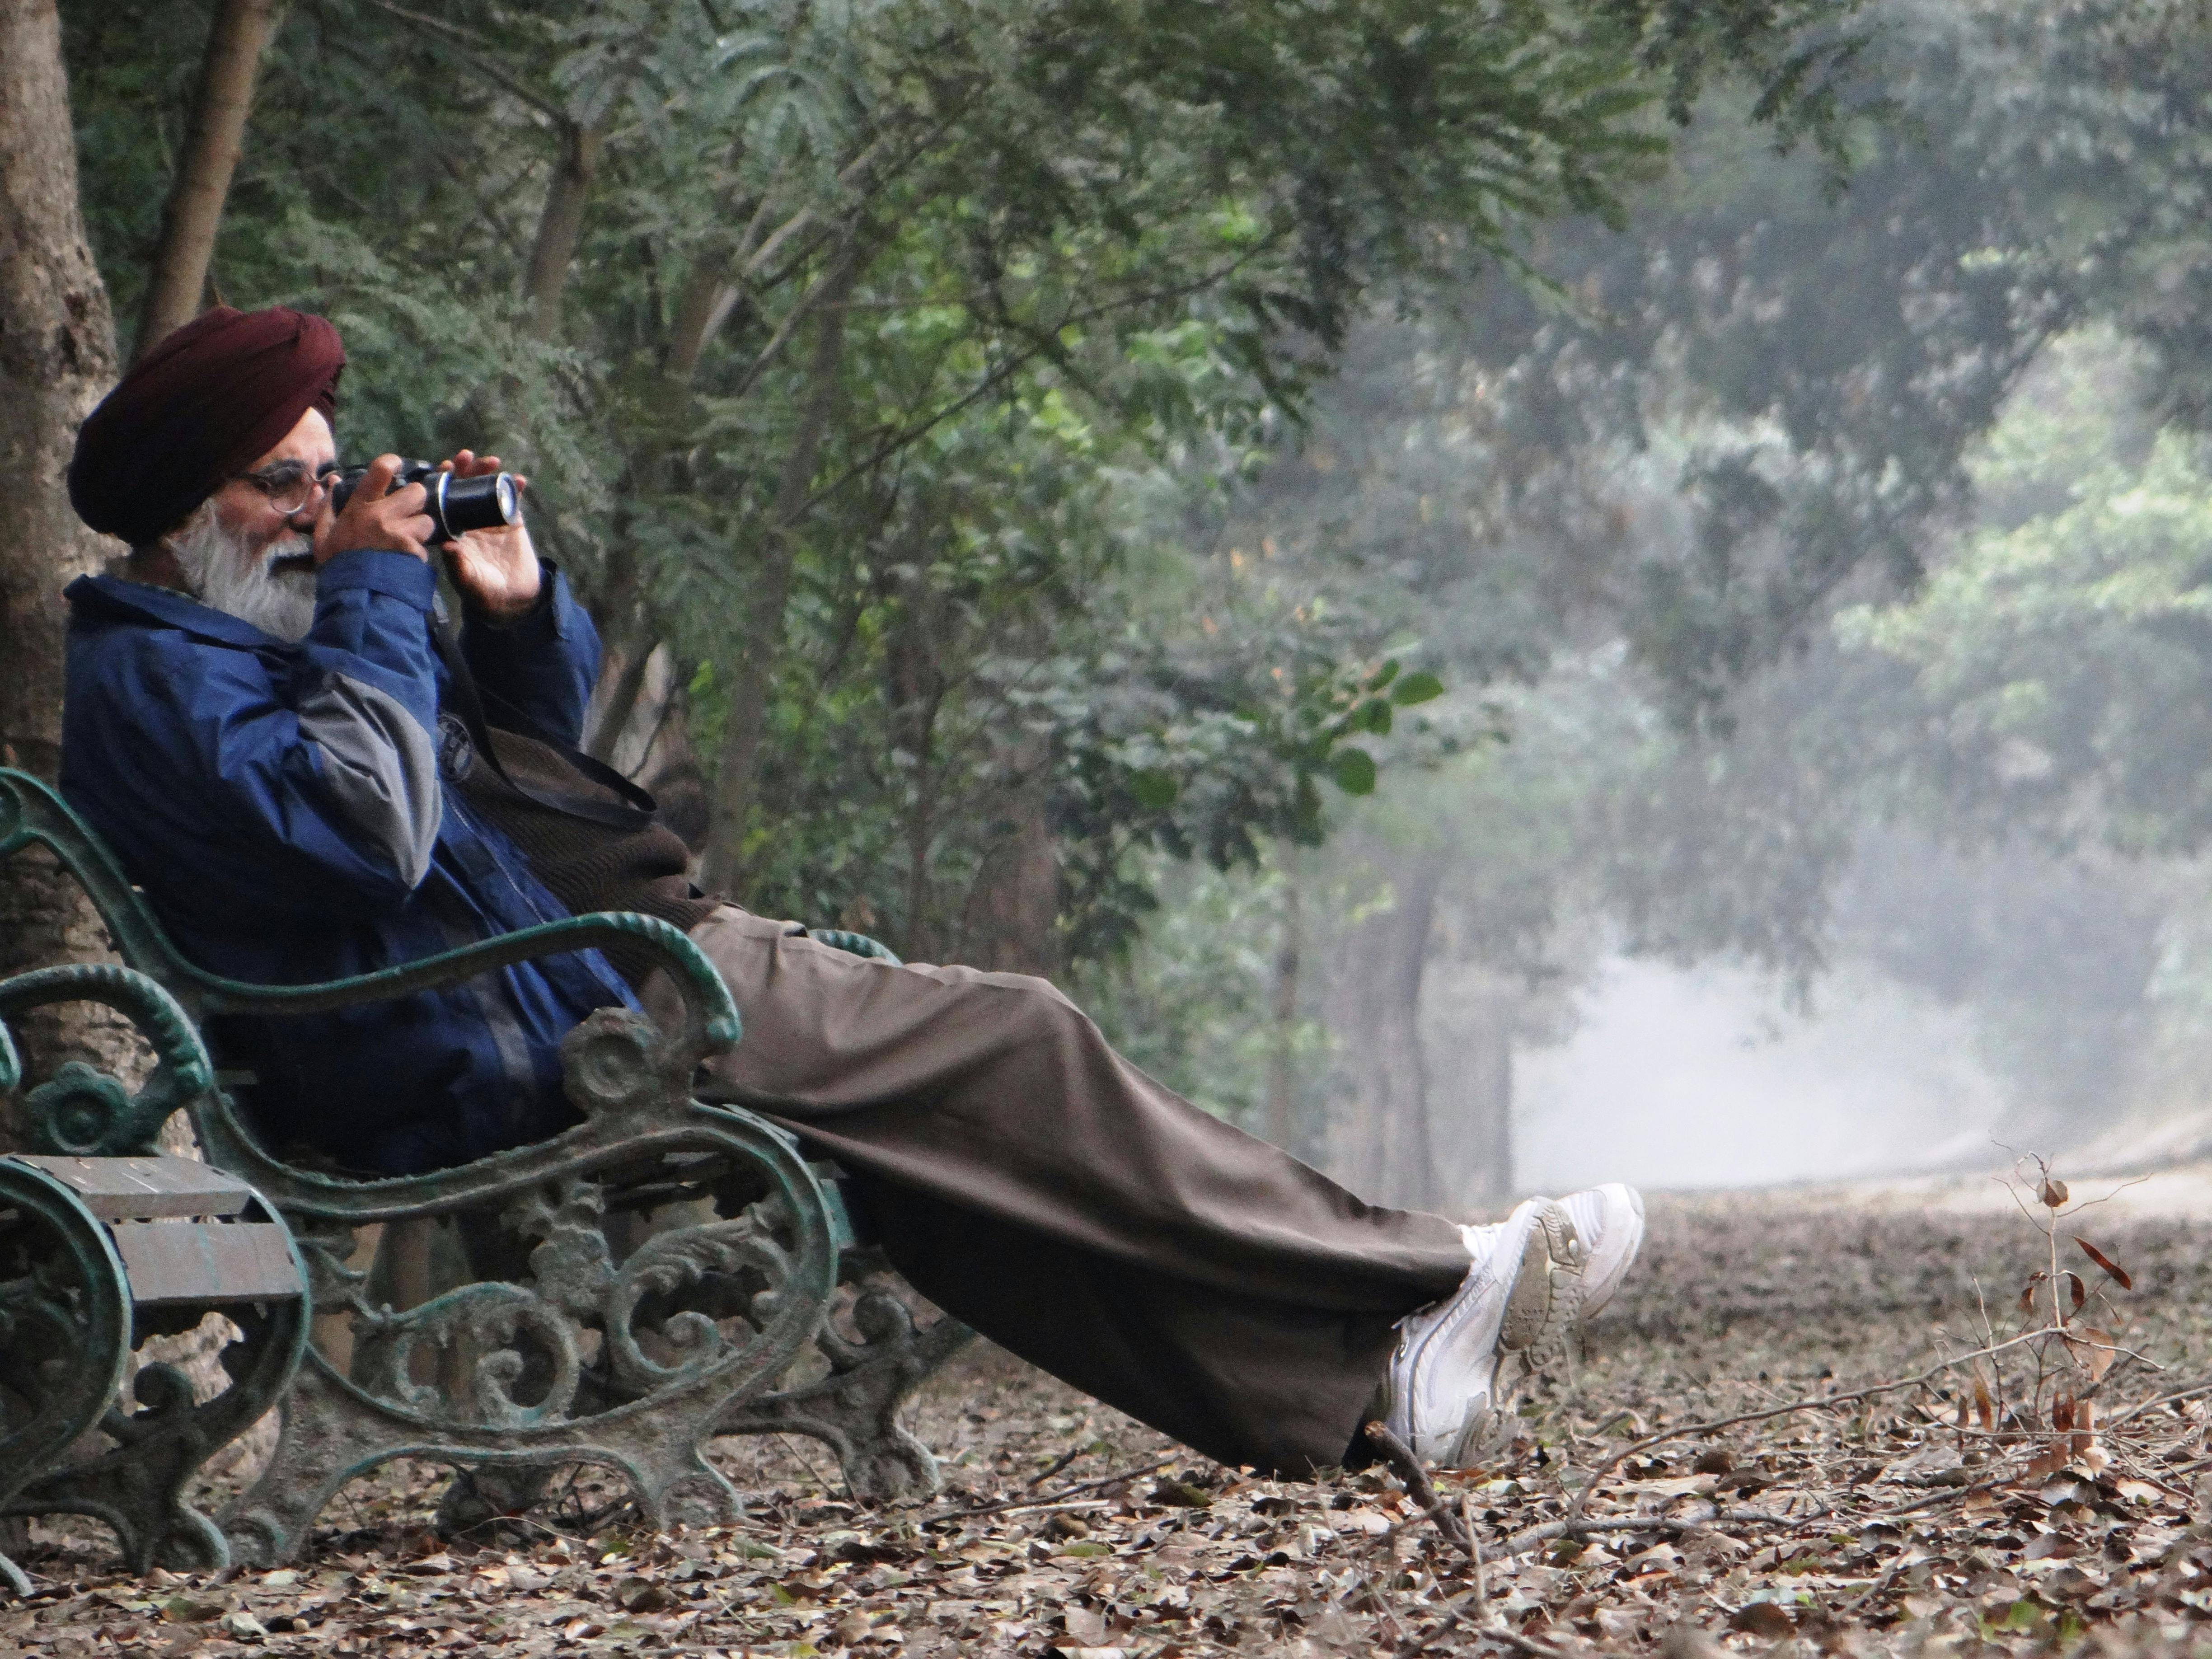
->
<box><xmin>313</xmin><ymin>453</ymin><xmax>433</xmax><ymax>564</ymax></box>
<box><xmin>440</xmin><ymin>449</ymin><xmax>541</xmax><ymax>623</ymax></box>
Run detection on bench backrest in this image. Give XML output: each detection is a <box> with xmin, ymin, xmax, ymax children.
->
<box><xmin>0</xmin><ymin>764</ymin><xmax>746</xmax><ymax>1177</ymax></box>
<box><xmin>0</xmin><ymin>764</ymin><xmax>740</xmax><ymax>1043</ymax></box>
<box><xmin>0</xmin><ymin>767</ymin><xmax>209</xmax><ymax>1014</ymax></box>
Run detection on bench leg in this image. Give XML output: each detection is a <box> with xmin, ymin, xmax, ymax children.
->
<box><xmin>1</xmin><ymin>1163</ymin><xmax>303</xmax><ymax>1584</ymax></box>
<box><xmin>223</xmin><ymin>1136</ymin><xmax>844</xmax><ymax>1561</ymax></box>
<box><xmin>721</xmin><ymin>1277</ymin><xmax>974</xmax><ymax>1503</ymax></box>
<box><xmin>14</xmin><ymin>1298</ymin><xmax>300</xmax><ymax>1576</ymax></box>
<box><xmin>224</xmin><ymin>1351</ymin><xmax>754</xmax><ymax>1565</ymax></box>
<box><xmin>0</xmin><ymin>1162</ymin><xmax>130</xmax><ymax>1593</ymax></box>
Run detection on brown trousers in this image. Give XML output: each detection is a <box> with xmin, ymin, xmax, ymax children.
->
<box><xmin>658</xmin><ymin>906</ymin><xmax>1471</xmax><ymax>1476</ymax></box>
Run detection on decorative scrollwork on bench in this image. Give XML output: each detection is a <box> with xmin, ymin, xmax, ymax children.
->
<box><xmin>0</xmin><ymin>1161</ymin><xmax>132</xmax><ymax>1596</ymax></box>
<box><xmin>216</xmin><ymin>1114</ymin><xmax>847</xmax><ymax>1565</ymax></box>
<box><xmin>0</xmin><ymin>1144</ymin><xmax>309</xmax><ymax>1585</ymax></box>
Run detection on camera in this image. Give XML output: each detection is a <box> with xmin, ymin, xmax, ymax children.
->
<box><xmin>328</xmin><ymin>459</ymin><xmax>522</xmax><ymax>543</ymax></box>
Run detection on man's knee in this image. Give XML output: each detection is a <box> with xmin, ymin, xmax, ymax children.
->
<box><xmin>956</xmin><ymin>969</ymin><xmax>1097</xmax><ymax>1056</ymax></box>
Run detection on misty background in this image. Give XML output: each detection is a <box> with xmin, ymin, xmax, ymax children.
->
<box><xmin>1070</xmin><ymin>1</ymin><xmax>2212</xmax><ymax>1209</ymax></box>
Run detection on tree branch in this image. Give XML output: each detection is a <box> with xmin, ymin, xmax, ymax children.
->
<box><xmin>357</xmin><ymin>0</ymin><xmax>565</xmax><ymax>121</ymax></box>
<box><xmin>1566</xmin><ymin>1328</ymin><xmax>2053</xmax><ymax>1525</ymax></box>
<box><xmin>1364</xmin><ymin>1422</ymin><xmax>1477</xmax><ymax>1559</ymax></box>
<box><xmin>134</xmin><ymin>0</ymin><xmax>286</xmax><ymax>359</ymax></box>
<box><xmin>521</xmin><ymin>117</ymin><xmax>609</xmax><ymax>341</ymax></box>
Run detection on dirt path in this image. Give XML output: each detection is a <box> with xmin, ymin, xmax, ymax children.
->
<box><xmin>9</xmin><ymin>1187</ymin><xmax>2212</xmax><ymax>1654</ymax></box>
<box><xmin>1831</xmin><ymin>1159</ymin><xmax>2212</xmax><ymax>1223</ymax></box>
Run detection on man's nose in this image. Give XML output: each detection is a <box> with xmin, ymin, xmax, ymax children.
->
<box><xmin>286</xmin><ymin>477</ymin><xmax>330</xmax><ymax>528</ymax></box>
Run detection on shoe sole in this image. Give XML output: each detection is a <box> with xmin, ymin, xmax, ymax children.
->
<box><xmin>1448</xmin><ymin>1201</ymin><xmax>1584</xmax><ymax>1464</ymax></box>
<box><xmin>1576</xmin><ymin>1184</ymin><xmax>1645</xmax><ymax>1316</ymax></box>
<box><xmin>1501</xmin><ymin>1200</ymin><xmax>1584</xmax><ymax>1360</ymax></box>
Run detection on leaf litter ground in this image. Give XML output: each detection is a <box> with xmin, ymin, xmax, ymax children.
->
<box><xmin>14</xmin><ymin>1187</ymin><xmax>2212</xmax><ymax>1656</ymax></box>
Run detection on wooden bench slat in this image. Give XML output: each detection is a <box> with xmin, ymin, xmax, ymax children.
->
<box><xmin>11</xmin><ymin>1154</ymin><xmax>255</xmax><ymax>1219</ymax></box>
<box><xmin>108</xmin><ymin>1220</ymin><xmax>300</xmax><ymax>1305</ymax></box>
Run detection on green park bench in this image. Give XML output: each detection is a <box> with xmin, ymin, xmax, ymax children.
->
<box><xmin>0</xmin><ymin>766</ymin><xmax>969</xmax><ymax>1576</ymax></box>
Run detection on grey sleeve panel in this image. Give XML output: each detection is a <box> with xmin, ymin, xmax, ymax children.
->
<box><xmin>300</xmin><ymin>672</ymin><xmax>443</xmax><ymax>887</ymax></box>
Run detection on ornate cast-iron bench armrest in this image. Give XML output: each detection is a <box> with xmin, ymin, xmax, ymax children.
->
<box><xmin>0</xmin><ymin>1146</ymin><xmax>309</xmax><ymax>1589</ymax></box>
<box><xmin>0</xmin><ymin>768</ymin><xmax>967</xmax><ymax>1570</ymax></box>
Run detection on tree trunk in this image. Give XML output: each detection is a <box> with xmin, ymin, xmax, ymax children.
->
<box><xmin>582</xmin><ymin>248</ymin><xmax>746</xmax><ymax>759</ymax></box>
<box><xmin>582</xmin><ymin>624</ymin><xmax>657</xmax><ymax>762</ymax></box>
<box><xmin>698</xmin><ymin>245</ymin><xmax>862</xmax><ymax>895</ymax></box>
<box><xmin>132</xmin><ymin>0</ymin><xmax>285</xmax><ymax>359</ymax></box>
<box><xmin>1465</xmin><ymin>996</ymin><xmax>1515</xmax><ymax>1203</ymax></box>
<box><xmin>1264</xmin><ymin>854</ymin><xmax>1303</xmax><ymax>1154</ymax></box>
<box><xmin>521</xmin><ymin>118</ymin><xmax>606</xmax><ymax>341</ymax></box>
<box><xmin>661</xmin><ymin>252</ymin><xmax>740</xmax><ymax>389</ymax></box>
<box><xmin>583</xmin><ymin>642</ymin><xmax>673</xmax><ymax>777</ymax></box>
<box><xmin>958</xmin><ymin>735</ymin><xmax>1059</xmax><ymax>977</ymax></box>
<box><xmin>0</xmin><ymin>0</ymin><xmax>140</xmax><ymax>1144</ymax></box>
<box><xmin>1422</xmin><ymin>963</ymin><xmax>1517</xmax><ymax>1207</ymax></box>
<box><xmin>1324</xmin><ymin>855</ymin><xmax>1442</xmax><ymax>1211</ymax></box>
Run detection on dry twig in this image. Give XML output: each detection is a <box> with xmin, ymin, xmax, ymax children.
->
<box><xmin>1364</xmin><ymin>1421</ymin><xmax>1477</xmax><ymax>1558</ymax></box>
<box><xmin>926</xmin><ymin>1456</ymin><xmax>1176</xmax><ymax>1521</ymax></box>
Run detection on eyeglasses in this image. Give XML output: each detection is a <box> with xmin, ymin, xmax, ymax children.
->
<box><xmin>232</xmin><ymin>460</ymin><xmax>340</xmax><ymax>516</ymax></box>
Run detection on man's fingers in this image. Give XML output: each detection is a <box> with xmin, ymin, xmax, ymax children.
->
<box><xmin>325</xmin><ymin>459</ymin><xmax>433</xmax><ymax>561</ymax></box>
<box><xmin>440</xmin><ymin>448</ymin><xmax>500</xmax><ymax>477</ymax></box>
<box><xmin>381</xmin><ymin>483</ymin><xmax>433</xmax><ymax>556</ymax></box>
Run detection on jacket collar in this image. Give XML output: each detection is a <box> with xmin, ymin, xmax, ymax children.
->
<box><xmin>64</xmin><ymin>572</ymin><xmax>296</xmax><ymax>650</ymax></box>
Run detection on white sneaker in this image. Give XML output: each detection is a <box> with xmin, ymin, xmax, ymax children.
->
<box><xmin>1381</xmin><ymin>1197</ymin><xmax>1584</xmax><ymax>1466</ymax></box>
<box><xmin>1559</xmin><ymin>1183</ymin><xmax>1644</xmax><ymax>1315</ymax></box>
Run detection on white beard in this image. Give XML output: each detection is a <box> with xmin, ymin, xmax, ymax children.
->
<box><xmin>167</xmin><ymin>501</ymin><xmax>319</xmax><ymax>643</ymax></box>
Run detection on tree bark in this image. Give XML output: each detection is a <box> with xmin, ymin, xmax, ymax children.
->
<box><xmin>958</xmin><ymin>735</ymin><xmax>1060</xmax><ymax>977</ymax></box>
<box><xmin>698</xmin><ymin>244</ymin><xmax>862</xmax><ymax>895</ymax></box>
<box><xmin>0</xmin><ymin>0</ymin><xmax>137</xmax><ymax>1140</ymax></box>
<box><xmin>132</xmin><ymin>0</ymin><xmax>285</xmax><ymax>360</ymax></box>
<box><xmin>662</xmin><ymin>252</ymin><xmax>740</xmax><ymax>390</ymax></box>
<box><xmin>583</xmin><ymin>246</ymin><xmax>748</xmax><ymax>759</ymax></box>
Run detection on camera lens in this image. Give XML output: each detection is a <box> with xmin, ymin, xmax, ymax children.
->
<box><xmin>437</xmin><ymin>472</ymin><xmax>523</xmax><ymax>538</ymax></box>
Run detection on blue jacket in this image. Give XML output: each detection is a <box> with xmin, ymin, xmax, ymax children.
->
<box><xmin>61</xmin><ymin>550</ymin><xmax>638</xmax><ymax>1174</ymax></box>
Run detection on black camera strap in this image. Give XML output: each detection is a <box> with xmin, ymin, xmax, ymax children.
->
<box><xmin>427</xmin><ymin>619</ymin><xmax>660</xmax><ymax>830</ymax></box>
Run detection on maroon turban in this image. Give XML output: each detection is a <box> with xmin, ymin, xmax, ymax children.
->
<box><xmin>68</xmin><ymin>306</ymin><xmax>345</xmax><ymax>547</ymax></box>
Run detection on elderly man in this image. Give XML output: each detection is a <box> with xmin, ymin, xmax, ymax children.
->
<box><xmin>58</xmin><ymin>305</ymin><xmax>1644</xmax><ymax>1477</ymax></box>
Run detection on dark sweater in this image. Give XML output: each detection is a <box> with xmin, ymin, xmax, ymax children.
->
<box><xmin>456</xmin><ymin>729</ymin><xmax>720</xmax><ymax>987</ymax></box>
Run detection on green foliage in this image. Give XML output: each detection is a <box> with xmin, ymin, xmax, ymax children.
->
<box><xmin>1070</xmin><ymin>851</ymin><xmax>1326</xmax><ymax>1130</ymax></box>
<box><xmin>57</xmin><ymin>0</ymin><xmax>1876</xmax><ymax>989</ymax></box>
<box><xmin>1842</xmin><ymin>329</ymin><xmax>2212</xmax><ymax>859</ymax></box>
